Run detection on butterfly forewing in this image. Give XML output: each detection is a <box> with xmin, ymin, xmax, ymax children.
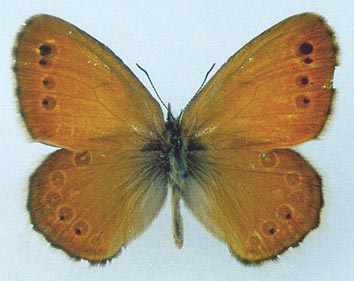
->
<box><xmin>14</xmin><ymin>15</ymin><xmax>165</xmax><ymax>151</ymax></box>
<box><xmin>182</xmin><ymin>13</ymin><xmax>337</xmax><ymax>149</ymax></box>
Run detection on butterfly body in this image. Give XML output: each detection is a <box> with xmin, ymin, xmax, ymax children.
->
<box><xmin>14</xmin><ymin>13</ymin><xmax>337</xmax><ymax>264</ymax></box>
<box><xmin>141</xmin><ymin>107</ymin><xmax>209</xmax><ymax>248</ymax></box>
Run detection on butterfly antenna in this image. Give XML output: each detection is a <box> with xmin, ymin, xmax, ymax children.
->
<box><xmin>136</xmin><ymin>63</ymin><xmax>168</xmax><ymax>111</ymax></box>
<box><xmin>196</xmin><ymin>63</ymin><xmax>216</xmax><ymax>93</ymax></box>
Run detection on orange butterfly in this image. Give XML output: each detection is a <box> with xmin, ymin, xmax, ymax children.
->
<box><xmin>14</xmin><ymin>13</ymin><xmax>337</xmax><ymax>264</ymax></box>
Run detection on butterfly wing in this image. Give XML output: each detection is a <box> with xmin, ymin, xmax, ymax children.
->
<box><xmin>14</xmin><ymin>14</ymin><xmax>165</xmax><ymax>151</ymax></box>
<box><xmin>182</xmin><ymin>13</ymin><xmax>337</xmax><ymax>149</ymax></box>
<box><xmin>14</xmin><ymin>15</ymin><xmax>168</xmax><ymax>263</ymax></box>
<box><xmin>182</xmin><ymin>148</ymin><xmax>322</xmax><ymax>262</ymax></box>
<box><xmin>181</xmin><ymin>13</ymin><xmax>337</xmax><ymax>262</ymax></box>
<box><xmin>29</xmin><ymin>149</ymin><xmax>168</xmax><ymax>262</ymax></box>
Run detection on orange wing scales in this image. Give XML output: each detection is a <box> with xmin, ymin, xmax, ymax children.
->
<box><xmin>181</xmin><ymin>13</ymin><xmax>336</xmax><ymax>263</ymax></box>
<box><xmin>183</xmin><ymin>149</ymin><xmax>323</xmax><ymax>262</ymax></box>
<box><xmin>15</xmin><ymin>15</ymin><xmax>165</xmax><ymax>151</ymax></box>
<box><xmin>15</xmin><ymin>13</ymin><xmax>337</xmax><ymax>264</ymax></box>
<box><xmin>182</xmin><ymin>13</ymin><xmax>337</xmax><ymax>149</ymax></box>
<box><xmin>29</xmin><ymin>149</ymin><xmax>168</xmax><ymax>262</ymax></box>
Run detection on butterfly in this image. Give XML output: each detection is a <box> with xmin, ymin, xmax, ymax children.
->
<box><xmin>13</xmin><ymin>13</ymin><xmax>337</xmax><ymax>264</ymax></box>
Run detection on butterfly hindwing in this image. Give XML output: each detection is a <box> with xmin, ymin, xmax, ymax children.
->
<box><xmin>182</xmin><ymin>148</ymin><xmax>322</xmax><ymax>262</ymax></box>
<box><xmin>29</xmin><ymin>149</ymin><xmax>168</xmax><ymax>262</ymax></box>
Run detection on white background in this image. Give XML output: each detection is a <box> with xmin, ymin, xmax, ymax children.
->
<box><xmin>1</xmin><ymin>1</ymin><xmax>354</xmax><ymax>280</ymax></box>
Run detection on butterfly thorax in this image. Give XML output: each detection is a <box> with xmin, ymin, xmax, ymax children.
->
<box><xmin>165</xmin><ymin>117</ymin><xmax>188</xmax><ymax>184</ymax></box>
<box><xmin>141</xmin><ymin>107</ymin><xmax>191</xmax><ymax>184</ymax></box>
